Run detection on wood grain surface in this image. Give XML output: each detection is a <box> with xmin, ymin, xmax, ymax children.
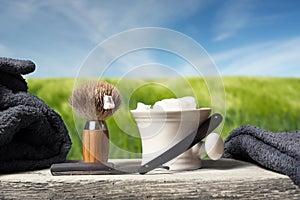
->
<box><xmin>1</xmin><ymin>159</ymin><xmax>299</xmax><ymax>199</ymax></box>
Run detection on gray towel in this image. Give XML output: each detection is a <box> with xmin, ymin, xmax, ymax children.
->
<box><xmin>0</xmin><ymin>57</ymin><xmax>71</xmax><ymax>173</ymax></box>
<box><xmin>223</xmin><ymin>125</ymin><xmax>300</xmax><ymax>186</ymax></box>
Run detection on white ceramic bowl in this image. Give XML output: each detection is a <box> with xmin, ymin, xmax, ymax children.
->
<box><xmin>131</xmin><ymin>108</ymin><xmax>211</xmax><ymax>170</ymax></box>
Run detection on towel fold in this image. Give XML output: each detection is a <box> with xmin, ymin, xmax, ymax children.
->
<box><xmin>0</xmin><ymin>57</ymin><xmax>35</xmax><ymax>92</ymax></box>
<box><xmin>0</xmin><ymin>57</ymin><xmax>71</xmax><ymax>173</ymax></box>
<box><xmin>223</xmin><ymin>125</ymin><xmax>300</xmax><ymax>186</ymax></box>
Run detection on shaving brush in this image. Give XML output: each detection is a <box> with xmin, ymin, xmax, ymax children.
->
<box><xmin>69</xmin><ymin>81</ymin><xmax>121</xmax><ymax>162</ymax></box>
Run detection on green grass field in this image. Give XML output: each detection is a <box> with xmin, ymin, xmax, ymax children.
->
<box><xmin>27</xmin><ymin>77</ymin><xmax>300</xmax><ymax>160</ymax></box>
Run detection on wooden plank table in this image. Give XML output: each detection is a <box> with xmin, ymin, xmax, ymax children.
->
<box><xmin>0</xmin><ymin>159</ymin><xmax>299</xmax><ymax>199</ymax></box>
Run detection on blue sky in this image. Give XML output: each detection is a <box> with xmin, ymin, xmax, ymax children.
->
<box><xmin>0</xmin><ymin>0</ymin><xmax>300</xmax><ymax>77</ymax></box>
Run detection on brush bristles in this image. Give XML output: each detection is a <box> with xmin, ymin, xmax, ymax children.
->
<box><xmin>95</xmin><ymin>81</ymin><xmax>121</xmax><ymax>120</ymax></box>
<box><xmin>69</xmin><ymin>81</ymin><xmax>121</xmax><ymax>121</ymax></box>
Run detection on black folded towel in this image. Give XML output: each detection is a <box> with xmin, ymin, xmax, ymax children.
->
<box><xmin>0</xmin><ymin>57</ymin><xmax>35</xmax><ymax>92</ymax></box>
<box><xmin>0</xmin><ymin>57</ymin><xmax>71</xmax><ymax>173</ymax></box>
<box><xmin>223</xmin><ymin>125</ymin><xmax>300</xmax><ymax>186</ymax></box>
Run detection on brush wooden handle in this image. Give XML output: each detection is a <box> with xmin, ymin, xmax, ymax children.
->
<box><xmin>82</xmin><ymin>121</ymin><xmax>109</xmax><ymax>163</ymax></box>
<box><xmin>82</xmin><ymin>130</ymin><xmax>90</xmax><ymax>162</ymax></box>
<box><xmin>89</xmin><ymin>130</ymin><xmax>109</xmax><ymax>162</ymax></box>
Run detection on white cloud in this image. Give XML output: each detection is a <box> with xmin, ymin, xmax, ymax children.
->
<box><xmin>32</xmin><ymin>0</ymin><xmax>205</xmax><ymax>43</ymax></box>
<box><xmin>103</xmin><ymin>51</ymin><xmax>157</xmax><ymax>78</ymax></box>
<box><xmin>2</xmin><ymin>0</ymin><xmax>298</xmax><ymax>78</ymax></box>
<box><xmin>213</xmin><ymin>0</ymin><xmax>254</xmax><ymax>41</ymax></box>
<box><xmin>0</xmin><ymin>0</ymin><xmax>207</xmax><ymax>77</ymax></box>
<box><xmin>1</xmin><ymin>0</ymin><xmax>206</xmax><ymax>44</ymax></box>
<box><xmin>212</xmin><ymin>37</ymin><xmax>300</xmax><ymax>76</ymax></box>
